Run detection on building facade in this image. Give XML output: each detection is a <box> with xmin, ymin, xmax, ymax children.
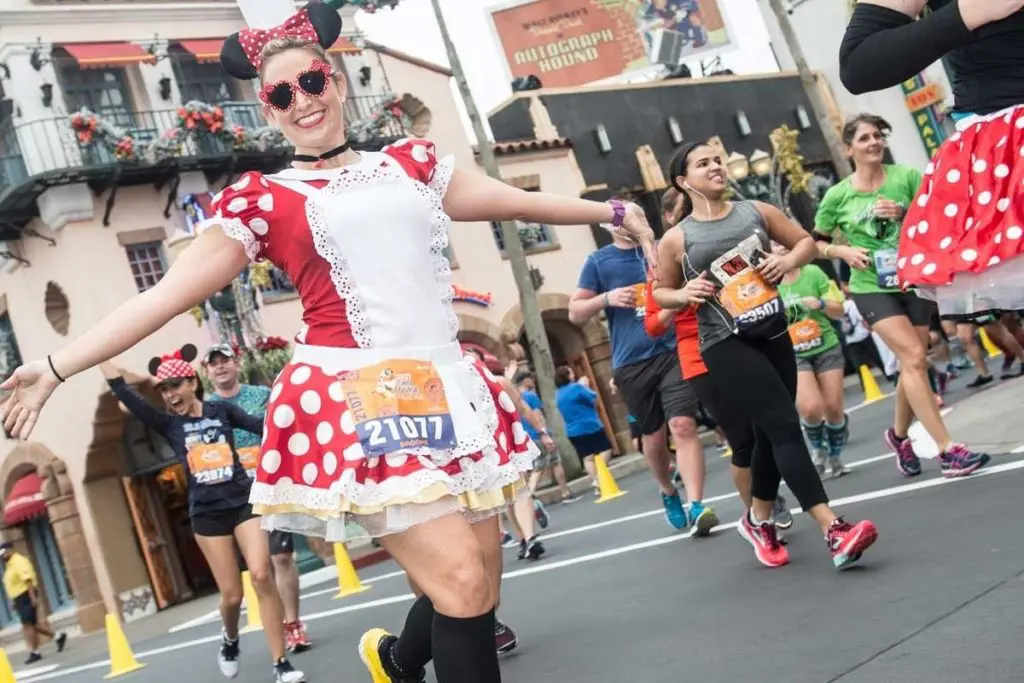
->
<box><xmin>0</xmin><ymin>0</ymin><xmax>612</xmax><ymax>640</ymax></box>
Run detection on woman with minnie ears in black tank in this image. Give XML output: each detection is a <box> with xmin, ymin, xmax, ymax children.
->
<box><xmin>652</xmin><ymin>141</ymin><xmax>879</xmax><ymax>571</ymax></box>
<box><xmin>0</xmin><ymin>3</ymin><xmax>657</xmax><ymax>682</ymax></box>
<box><xmin>98</xmin><ymin>345</ymin><xmax>304</xmax><ymax>683</ymax></box>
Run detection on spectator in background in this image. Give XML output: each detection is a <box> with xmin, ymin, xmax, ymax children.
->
<box><xmin>513</xmin><ymin>371</ymin><xmax>579</xmax><ymax>505</ymax></box>
<box><xmin>1</xmin><ymin>542</ymin><xmax>67</xmax><ymax>665</ymax></box>
<box><xmin>554</xmin><ymin>366</ymin><xmax>612</xmax><ymax>496</ymax></box>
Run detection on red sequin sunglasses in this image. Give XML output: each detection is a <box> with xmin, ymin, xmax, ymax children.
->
<box><xmin>259</xmin><ymin>60</ymin><xmax>335</xmax><ymax>113</ymax></box>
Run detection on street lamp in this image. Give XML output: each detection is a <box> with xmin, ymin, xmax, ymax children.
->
<box><xmin>726</xmin><ymin>152</ymin><xmax>750</xmax><ymax>181</ymax></box>
<box><xmin>749</xmin><ymin>149</ymin><xmax>773</xmax><ymax>177</ymax></box>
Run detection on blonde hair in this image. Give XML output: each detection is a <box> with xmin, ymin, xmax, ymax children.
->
<box><xmin>259</xmin><ymin>37</ymin><xmax>332</xmax><ymax>79</ymax></box>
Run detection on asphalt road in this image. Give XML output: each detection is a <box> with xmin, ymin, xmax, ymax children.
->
<box><xmin>15</xmin><ymin>370</ymin><xmax>1024</xmax><ymax>683</ymax></box>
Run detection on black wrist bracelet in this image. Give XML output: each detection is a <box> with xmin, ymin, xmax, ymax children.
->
<box><xmin>47</xmin><ymin>355</ymin><xmax>66</xmax><ymax>383</ymax></box>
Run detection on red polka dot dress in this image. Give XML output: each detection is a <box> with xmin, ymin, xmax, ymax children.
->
<box><xmin>899</xmin><ymin>106</ymin><xmax>1024</xmax><ymax>316</ymax></box>
<box><xmin>198</xmin><ymin>139</ymin><xmax>537</xmax><ymax>541</ymax></box>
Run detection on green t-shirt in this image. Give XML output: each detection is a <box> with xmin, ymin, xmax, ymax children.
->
<box><xmin>779</xmin><ymin>264</ymin><xmax>842</xmax><ymax>359</ymax></box>
<box><xmin>814</xmin><ymin>164</ymin><xmax>924</xmax><ymax>294</ymax></box>
<box><xmin>208</xmin><ymin>384</ymin><xmax>271</xmax><ymax>449</ymax></box>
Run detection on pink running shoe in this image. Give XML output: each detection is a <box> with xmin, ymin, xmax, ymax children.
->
<box><xmin>885</xmin><ymin>427</ymin><xmax>922</xmax><ymax>477</ymax></box>
<box><xmin>737</xmin><ymin>512</ymin><xmax>789</xmax><ymax>568</ymax></box>
<box><xmin>827</xmin><ymin>518</ymin><xmax>879</xmax><ymax>570</ymax></box>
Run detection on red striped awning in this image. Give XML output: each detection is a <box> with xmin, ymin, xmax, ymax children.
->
<box><xmin>62</xmin><ymin>42</ymin><xmax>157</xmax><ymax>70</ymax></box>
<box><xmin>177</xmin><ymin>39</ymin><xmax>225</xmax><ymax>64</ymax></box>
<box><xmin>3</xmin><ymin>473</ymin><xmax>46</xmax><ymax>526</ymax></box>
<box><xmin>328</xmin><ymin>37</ymin><xmax>361</xmax><ymax>54</ymax></box>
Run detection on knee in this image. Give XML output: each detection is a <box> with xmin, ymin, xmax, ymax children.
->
<box><xmin>431</xmin><ymin>551</ymin><xmax>493</xmax><ymax>618</ymax></box>
<box><xmin>668</xmin><ymin>416</ymin><xmax>698</xmax><ymax>440</ymax></box>
<box><xmin>900</xmin><ymin>344</ymin><xmax>929</xmax><ymax>372</ymax></box>
<box><xmin>271</xmin><ymin>553</ymin><xmax>293</xmax><ymax>573</ymax></box>
<box><xmin>247</xmin><ymin>563</ymin><xmax>274</xmax><ymax>592</ymax></box>
<box><xmin>221</xmin><ymin>586</ymin><xmax>243</xmax><ymax>610</ymax></box>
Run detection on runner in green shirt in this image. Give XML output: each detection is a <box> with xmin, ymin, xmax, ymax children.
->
<box><xmin>776</xmin><ymin>249</ymin><xmax>848</xmax><ymax>478</ymax></box>
<box><xmin>813</xmin><ymin>113</ymin><xmax>986</xmax><ymax>480</ymax></box>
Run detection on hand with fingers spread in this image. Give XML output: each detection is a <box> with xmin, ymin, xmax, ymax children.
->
<box><xmin>757</xmin><ymin>251</ymin><xmax>795</xmax><ymax>283</ymax></box>
<box><xmin>678</xmin><ymin>271</ymin><xmax>718</xmax><ymax>306</ymax></box>
<box><xmin>615</xmin><ymin>203</ymin><xmax>660</xmax><ymax>279</ymax></box>
<box><xmin>1</xmin><ymin>360</ymin><xmax>63</xmax><ymax>440</ymax></box>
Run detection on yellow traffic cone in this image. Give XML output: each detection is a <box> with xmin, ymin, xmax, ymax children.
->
<box><xmin>0</xmin><ymin>649</ymin><xmax>15</xmax><ymax>683</ymax></box>
<box><xmin>978</xmin><ymin>328</ymin><xmax>1002</xmax><ymax>359</ymax></box>
<box><xmin>103</xmin><ymin>613</ymin><xmax>146</xmax><ymax>679</ymax></box>
<box><xmin>858</xmin><ymin>365</ymin><xmax>885</xmax><ymax>403</ymax></box>
<box><xmin>594</xmin><ymin>456</ymin><xmax>627</xmax><ymax>504</ymax></box>
<box><xmin>240</xmin><ymin>570</ymin><xmax>262</xmax><ymax>633</ymax></box>
<box><xmin>333</xmin><ymin>543</ymin><xmax>372</xmax><ymax>599</ymax></box>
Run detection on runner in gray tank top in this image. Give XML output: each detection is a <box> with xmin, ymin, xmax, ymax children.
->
<box><xmin>652</xmin><ymin>141</ymin><xmax>879</xmax><ymax>571</ymax></box>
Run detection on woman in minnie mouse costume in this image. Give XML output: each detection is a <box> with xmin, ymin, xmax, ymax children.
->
<box><xmin>0</xmin><ymin>3</ymin><xmax>657</xmax><ymax>682</ymax></box>
<box><xmin>840</xmin><ymin>0</ymin><xmax>1024</xmax><ymax>318</ymax></box>
<box><xmin>98</xmin><ymin>346</ymin><xmax>304</xmax><ymax>683</ymax></box>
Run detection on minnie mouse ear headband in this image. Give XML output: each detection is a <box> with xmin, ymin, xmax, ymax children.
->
<box><xmin>148</xmin><ymin>344</ymin><xmax>199</xmax><ymax>383</ymax></box>
<box><xmin>220</xmin><ymin>1</ymin><xmax>342</xmax><ymax>80</ymax></box>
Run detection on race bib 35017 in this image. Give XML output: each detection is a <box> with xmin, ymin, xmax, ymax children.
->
<box><xmin>339</xmin><ymin>359</ymin><xmax>457</xmax><ymax>456</ymax></box>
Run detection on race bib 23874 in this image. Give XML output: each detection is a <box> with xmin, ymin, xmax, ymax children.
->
<box><xmin>187</xmin><ymin>443</ymin><xmax>235</xmax><ymax>486</ymax></box>
<box><xmin>339</xmin><ymin>360</ymin><xmax>457</xmax><ymax>456</ymax></box>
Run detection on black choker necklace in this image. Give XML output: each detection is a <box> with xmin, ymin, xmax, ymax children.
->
<box><xmin>293</xmin><ymin>141</ymin><xmax>351</xmax><ymax>168</ymax></box>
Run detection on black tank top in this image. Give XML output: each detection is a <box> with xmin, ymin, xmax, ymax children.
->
<box><xmin>930</xmin><ymin>0</ymin><xmax>1024</xmax><ymax>114</ymax></box>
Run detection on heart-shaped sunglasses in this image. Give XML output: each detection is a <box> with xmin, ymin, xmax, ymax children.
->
<box><xmin>259</xmin><ymin>60</ymin><xmax>335</xmax><ymax>113</ymax></box>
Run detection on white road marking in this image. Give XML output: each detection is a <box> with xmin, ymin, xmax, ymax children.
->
<box><xmin>27</xmin><ymin>458</ymin><xmax>1024</xmax><ymax>683</ymax></box>
<box><xmin>847</xmin><ymin>392</ymin><xmax>895</xmax><ymax>412</ymax></box>
<box><xmin>1011</xmin><ymin>444</ymin><xmax>1024</xmax><ymax>454</ymax></box>
<box><xmin>15</xmin><ymin>664</ymin><xmax>59</xmax><ymax>680</ymax></box>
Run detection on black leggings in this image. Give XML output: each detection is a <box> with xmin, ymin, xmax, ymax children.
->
<box><xmin>686</xmin><ymin>372</ymin><xmax>763</xmax><ymax>470</ymax></box>
<box><xmin>702</xmin><ymin>333</ymin><xmax>829</xmax><ymax>511</ymax></box>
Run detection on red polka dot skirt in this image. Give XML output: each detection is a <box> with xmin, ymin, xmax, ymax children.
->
<box><xmin>248</xmin><ymin>356</ymin><xmax>537</xmax><ymax>541</ymax></box>
<box><xmin>900</xmin><ymin>105</ymin><xmax>1024</xmax><ymax>315</ymax></box>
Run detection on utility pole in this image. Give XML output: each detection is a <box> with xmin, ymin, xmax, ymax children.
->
<box><xmin>428</xmin><ymin>0</ymin><xmax>581</xmax><ymax>477</ymax></box>
<box><xmin>766</xmin><ymin>0</ymin><xmax>853</xmax><ymax>178</ymax></box>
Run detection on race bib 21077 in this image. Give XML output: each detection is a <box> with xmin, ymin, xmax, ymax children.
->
<box><xmin>339</xmin><ymin>360</ymin><xmax>457</xmax><ymax>456</ymax></box>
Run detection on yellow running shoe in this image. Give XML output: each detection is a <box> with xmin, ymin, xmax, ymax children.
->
<box><xmin>358</xmin><ymin>628</ymin><xmax>395</xmax><ymax>683</ymax></box>
<box><xmin>720</xmin><ymin>446</ymin><xmax>733</xmax><ymax>459</ymax></box>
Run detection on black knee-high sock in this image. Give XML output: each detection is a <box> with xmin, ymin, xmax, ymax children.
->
<box><xmin>388</xmin><ymin>595</ymin><xmax>435</xmax><ymax>678</ymax></box>
<box><xmin>432</xmin><ymin>610</ymin><xmax>501</xmax><ymax>683</ymax></box>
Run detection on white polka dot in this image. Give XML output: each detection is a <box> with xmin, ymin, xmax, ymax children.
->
<box><xmin>1020</xmin><ymin>146</ymin><xmax>1024</xmax><ymax>157</ymax></box>
<box><xmin>918</xmin><ymin>220</ymin><xmax>929</xmax><ymax>234</ymax></box>
<box><xmin>273</xmin><ymin>404</ymin><xmax>295</xmax><ymax>428</ymax></box>
<box><xmin>262</xmin><ymin>449</ymin><xmax>282</xmax><ymax>474</ymax></box>
<box><xmin>911</xmin><ymin>253</ymin><xmax>925</xmax><ymax>266</ymax></box>
<box><xmin>973</xmin><ymin>159</ymin><xmax>988</xmax><ymax>173</ymax></box>
<box><xmin>924</xmin><ymin>162</ymin><xmax>934</xmax><ymax>175</ymax></box>
<box><xmin>290</xmin><ymin>365</ymin><xmax>312</xmax><ymax>385</ymax></box>
<box><xmin>946</xmin><ymin>169</ymin><xmax>961</xmax><ymax>183</ymax></box>
<box><xmin>271</xmin><ymin>382</ymin><xmax>284</xmax><ymax>402</ymax></box>
<box><xmin>260</xmin><ymin>176</ymin><xmax>270</xmax><ymax>187</ymax></box>
<box><xmin>288</xmin><ymin>432</ymin><xmax>310</xmax><ymax>456</ymax></box>
<box><xmin>897</xmin><ymin>257</ymin><xmax>907</xmax><ymax>269</ymax></box>
<box><xmin>323</xmin><ymin>452</ymin><xmax>338</xmax><ymax>476</ymax></box>
<box><xmin>410</xmin><ymin>144</ymin><xmax>430</xmax><ymax>163</ymax></box>
<box><xmin>328</xmin><ymin>381</ymin><xmax>344</xmax><ymax>402</ymax></box>
<box><xmin>1007</xmin><ymin>226</ymin><xmax>1023</xmax><ymax>240</ymax></box>
<box><xmin>343</xmin><ymin>442</ymin><xmax>365</xmax><ymax>461</ymax></box>
<box><xmin>995</xmin><ymin>233</ymin><xmax>1003</xmax><ymax>244</ymax></box>
<box><xmin>995</xmin><ymin>164</ymin><xmax>1010</xmax><ymax>179</ymax></box>
<box><xmin>979</xmin><ymin>191</ymin><xmax>993</xmax><ymax>206</ymax></box>
<box><xmin>907</xmin><ymin>224</ymin><xmax>917</xmax><ymax>239</ymax></box>
<box><xmin>249</xmin><ymin>217</ymin><xmax>269</xmax><ymax>235</ymax></box>
<box><xmin>998</xmin><ymin>136</ymin><xmax>1009</xmax><ymax>148</ymax></box>
<box><xmin>960</xmin><ymin>249</ymin><xmax>978</xmax><ymax>262</ymax></box>
<box><xmin>499</xmin><ymin>432</ymin><xmax>508</xmax><ymax>452</ymax></box>
<box><xmin>950</xmin><ymin>132</ymin><xmax>961</xmax><ymax>142</ymax></box>
<box><xmin>417</xmin><ymin>455</ymin><xmax>437</xmax><ymax>469</ymax></box>
<box><xmin>939</xmin><ymin>236</ymin><xmax>953</xmax><ymax>249</ymax></box>
<box><xmin>340</xmin><ymin>411</ymin><xmax>355</xmax><ymax>434</ymax></box>
<box><xmin>998</xmin><ymin>198</ymin><xmax>1011</xmax><ymax>212</ymax></box>
<box><xmin>922</xmin><ymin>263</ymin><xmax>937</xmax><ymax>276</ymax></box>
<box><xmin>366</xmin><ymin>456</ymin><xmax>380</xmax><ymax>469</ymax></box>
<box><xmin>302</xmin><ymin>462</ymin><xmax>318</xmax><ymax>485</ymax></box>
<box><xmin>512</xmin><ymin>421</ymin><xmax>528</xmax><ymax>445</ymax></box>
<box><xmin>227</xmin><ymin>197</ymin><xmax>248</xmax><ymax>214</ymax></box>
<box><xmin>988</xmin><ymin>256</ymin><xmax>1001</xmax><ymax>266</ymax></box>
<box><xmin>316</xmin><ymin>421</ymin><xmax>334</xmax><ymax>445</ymax></box>
<box><xmin>1017</xmin><ymin>118</ymin><xmax>1024</xmax><ymax>130</ymax></box>
<box><xmin>482</xmin><ymin>449</ymin><xmax>501</xmax><ymax>467</ymax></box>
<box><xmin>257</xmin><ymin>194</ymin><xmax>274</xmax><ymax>211</ymax></box>
<box><xmin>233</xmin><ymin>175</ymin><xmax>251</xmax><ymax>191</ymax></box>
<box><xmin>497</xmin><ymin>391</ymin><xmax>515</xmax><ymax>414</ymax></box>
<box><xmin>966</xmin><ymin>217</ymin><xmax>975</xmax><ymax>230</ymax></box>
<box><xmin>917</xmin><ymin>194</ymin><xmax>929</xmax><ymax>208</ymax></box>
<box><xmin>385</xmin><ymin>452</ymin><xmax>409</xmax><ymax>468</ymax></box>
<box><xmin>300</xmin><ymin>390</ymin><xmax>322</xmax><ymax>415</ymax></box>
<box><xmin>944</xmin><ymin>204</ymin><xmax>959</xmax><ymax>218</ymax></box>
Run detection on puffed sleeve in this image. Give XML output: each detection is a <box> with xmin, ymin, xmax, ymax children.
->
<box><xmin>196</xmin><ymin>172</ymin><xmax>274</xmax><ymax>262</ymax></box>
<box><xmin>382</xmin><ymin>138</ymin><xmax>455</xmax><ymax>200</ymax></box>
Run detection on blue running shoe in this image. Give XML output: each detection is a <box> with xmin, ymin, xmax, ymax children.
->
<box><xmin>687</xmin><ymin>501</ymin><xmax>718</xmax><ymax>538</ymax></box>
<box><xmin>662</xmin><ymin>491</ymin><xmax>687</xmax><ymax>530</ymax></box>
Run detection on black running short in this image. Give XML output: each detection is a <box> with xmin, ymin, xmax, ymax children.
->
<box><xmin>269</xmin><ymin>530</ymin><xmax>295</xmax><ymax>556</ymax></box>
<box><xmin>568</xmin><ymin>429</ymin><xmax>613</xmax><ymax>458</ymax></box>
<box><xmin>613</xmin><ymin>352</ymin><xmax>699</xmax><ymax>436</ymax></box>
<box><xmin>13</xmin><ymin>593</ymin><xmax>37</xmax><ymax>625</ymax></box>
<box><xmin>192</xmin><ymin>504</ymin><xmax>257</xmax><ymax>537</ymax></box>
<box><xmin>851</xmin><ymin>291</ymin><xmax>935</xmax><ymax>327</ymax></box>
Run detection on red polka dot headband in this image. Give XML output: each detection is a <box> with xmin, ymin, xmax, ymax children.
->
<box><xmin>221</xmin><ymin>1</ymin><xmax>343</xmax><ymax>81</ymax></box>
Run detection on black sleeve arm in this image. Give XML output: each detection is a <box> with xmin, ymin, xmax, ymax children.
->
<box><xmin>107</xmin><ymin>377</ymin><xmax>172</xmax><ymax>433</ymax></box>
<box><xmin>222</xmin><ymin>400</ymin><xmax>264</xmax><ymax>435</ymax></box>
<box><xmin>839</xmin><ymin>2</ymin><xmax>973</xmax><ymax>95</ymax></box>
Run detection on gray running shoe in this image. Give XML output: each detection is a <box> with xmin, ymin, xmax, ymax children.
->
<box><xmin>811</xmin><ymin>447</ymin><xmax>827</xmax><ymax>476</ymax></box>
<box><xmin>827</xmin><ymin>457</ymin><xmax>849</xmax><ymax>479</ymax></box>
<box><xmin>772</xmin><ymin>495</ymin><xmax>794</xmax><ymax>530</ymax></box>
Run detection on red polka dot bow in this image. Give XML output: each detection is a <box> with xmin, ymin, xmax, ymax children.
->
<box><xmin>238</xmin><ymin>7</ymin><xmax>319</xmax><ymax>71</ymax></box>
<box><xmin>155</xmin><ymin>351</ymin><xmax>197</xmax><ymax>381</ymax></box>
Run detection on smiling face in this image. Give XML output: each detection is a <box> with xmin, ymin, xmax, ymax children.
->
<box><xmin>846</xmin><ymin>121</ymin><xmax>887</xmax><ymax>167</ymax></box>
<box><xmin>205</xmin><ymin>354</ymin><xmax>240</xmax><ymax>392</ymax></box>
<box><xmin>157</xmin><ymin>377</ymin><xmax>199</xmax><ymax>416</ymax></box>
<box><xmin>677</xmin><ymin>144</ymin><xmax>727</xmax><ymax>197</ymax></box>
<box><xmin>259</xmin><ymin>45</ymin><xmax>347</xmax><ymax>153</ymax></box>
